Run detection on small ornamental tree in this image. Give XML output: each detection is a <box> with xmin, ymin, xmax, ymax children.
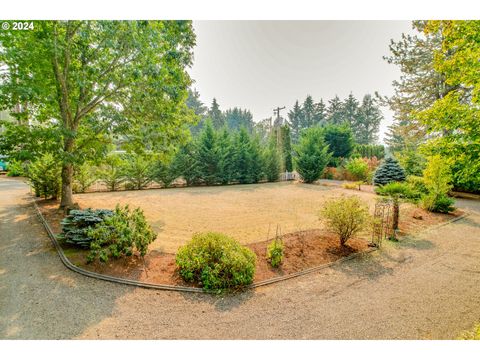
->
<box><xmin>295</xmin><ymin>127</ymin><xmax>332</xmax><ymax>183</ymax></box>
<box><xmin>345</xmin><ymin>158</ymin><xmax>369</xmax><ymax>183</ymax></box>
<box><xmin>320</xmin><ymin>196</ymin><xmax>370</xmax><ymax>246</ymax></box>
<box><xmin>373</xmin><ymin>156</ymin><xmax>406</xmax><ymax>186</ymax></box>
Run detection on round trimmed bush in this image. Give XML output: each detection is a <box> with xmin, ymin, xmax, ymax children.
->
<box><xmin>176</xmin><ymin>232</ymin><xmax>256</xmax><ymax>291</ymax></box>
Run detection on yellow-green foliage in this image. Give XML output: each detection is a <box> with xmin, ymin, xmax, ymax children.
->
<box><xmin>176</xmin><ymin>232</ymin><xmax>256</xmax><ymax>291</ymax></box>
<box><xmin>458</xmin><ymin>324</ymin><xmax>480</xmax><ymax>340</ymax></box>
<box><xmin>342</xmin><ymin>181</ymin><xmax>363</xmax><ymax>190</ymax></box>
<box><xmin>421</xmin><ymin>155</ymin><xmax>455</xmax><ymax>213</ymax></box>
<box><xmin>320</xmin><ymin>196</ymin><xmax>370</xmax><ymax>246</ymax></box>
<box><xmin>267</xmin><ymin>237</ymin><xmax>284</xmax><ymax>267</ymax></box>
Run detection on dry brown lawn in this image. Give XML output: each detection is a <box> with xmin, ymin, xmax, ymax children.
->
<box><xmin>74</xmin><ymin>182</ymin><xmax>379</xmax><ymax>253</ymax></box>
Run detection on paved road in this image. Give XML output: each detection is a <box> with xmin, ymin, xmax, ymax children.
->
<box><xmin>1</xmin><ymin>177</ymin><xmax>480</xmax><ymax>339</ymax></box>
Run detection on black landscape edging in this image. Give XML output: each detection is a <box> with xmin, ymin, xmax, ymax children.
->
<box><xmin>33</xmin><ymin>196</ymin><xmax>470</xmax><ymax>294</ymax></box>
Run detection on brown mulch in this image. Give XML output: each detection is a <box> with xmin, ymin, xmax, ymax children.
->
<box><xmin>36</xmin><ymin>198</ymin><xmax>465</xmax><ymax>288</ymax></box>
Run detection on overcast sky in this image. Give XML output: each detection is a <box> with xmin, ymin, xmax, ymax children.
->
<box><xmin>188</xmin><ymin>20</ymin><xmax>415</xmax><ymax>144</ymax></box>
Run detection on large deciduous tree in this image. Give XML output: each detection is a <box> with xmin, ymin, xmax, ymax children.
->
<box><xmin>0</xmin><ymin>20</ymin><xmax>196</xmax><ymax>209</ymax></box>
<box><xmin>419</xmin><ymin>20</ymin><xmax>480</xmax><ymax>192</ymax></box>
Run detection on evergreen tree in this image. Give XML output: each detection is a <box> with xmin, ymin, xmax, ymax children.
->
<box><xmin>373</xmin><ymin>157</ymin><xmax>406</xmax><ymax>186</ymax></box>
<box><xmin>295</xmin><ymin>127</ymin><xmax>332</xmax><ymax>183</ymax></box>
<box><xmin>313</xmin><ymin>99</ymin><xmax>327</xmax><ymax>126</ymax></box>
<box><xmin>208</xmin><ymin>98</ymin><xmax>225</xmax><ymax>129</ymax></box>
<box><xmin>172</xmin><ymin>141</ymin><xmax>202</xmax><ymax>186</ymax></box>
<box><xmin>327</xmin><ymin>95</ymin><xmax>344</xmax><ymax>125</ymax></box>
<box><xmin>217</xmin><ymin>128</ymin><xmax>235</xmax><ymax>184</ymax></box>
<box><xmin>254</xmin><ymin>117</ymin><xmax>273</xmax><ymax>143</ymax></box>
<box><xmin>249</xmin><ymin>134</ymin><xmax>264</xmax><ymax>183</ymax></box>
<box><xmin>383</xmin><ymin>20</ymin><xmax>452</xmax><ymax>151</ymax></box>
<box><xmin>302</xmin><ymin>95</ymin><xmax>316</xmax><ymax>129</ymax></box>
<box><xmin>263</xmin><ymin>134</ymin><xmax>281</xmax><ymax>182</ymax></box>
<box><xmin>322</xmin><ymin>124</ymin><xmax>355</xmax><ymax>160</ymax></box>
<box><xmin>224</xmin><ymin>107</ymin><xmax>254</xmax><ymax>132</ymax></box>
<box><xmin>187</xmin><ymin>88</ymin><xmax>208</xmax><ymax>135</ymax></box>
<box><xmin>282</xmin><ymin>125</ymin><xmax>293</xmax><ymax>172</ymax></box>
<box><xmin>232</xmin><ymin>128</ymin><xmax>254</xmax><ymax>184</ymax></box>
<box><xmin>197</xmin><ymin>121</ymin><xmax>221</xmax><ymax>185</ymax></box>
<box><xmin>356</xmin><ymin>94</ymin><xmax>383</xmax><ymax>144</ymax></box>
<box><xmin>288</xmin><ymin>100</ymin><xmax>303</xmax><ymax>143</ymax></box>
<box><xmin>342</xmin><ymin>93</ymin><xmax>360</xmax><ymax>134</ymax></box>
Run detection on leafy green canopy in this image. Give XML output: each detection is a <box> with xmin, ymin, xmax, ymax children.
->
<box><xmin>0</xmin><ymin>20</ymin><xmax>196</xmax><ymax>207</ymax></box>
<box><xmin>419</xmin><ymin>21</ymin><xmax>480</xmax><ymax>193</ymax></box>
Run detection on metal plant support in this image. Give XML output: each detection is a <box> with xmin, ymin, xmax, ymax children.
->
<box><xmin>371</xmin><ymin>199</ymin><xmax>394</xmax><ymax>247</ymax></box>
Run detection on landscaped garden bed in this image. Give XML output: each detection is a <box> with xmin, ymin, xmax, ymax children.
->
<box><xmin>36</xmin><ymin>192</ymin><xmax>464</xmax><ymax>289</ymax></box>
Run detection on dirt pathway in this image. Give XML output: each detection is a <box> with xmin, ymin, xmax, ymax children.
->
<box><xmin>1</xmin><ymin>177</ymin><xmax>480</xmax><ymax>339</ymax></box>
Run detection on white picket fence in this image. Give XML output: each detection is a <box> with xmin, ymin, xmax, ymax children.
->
<box><xmin>280</xmin><ymin>171</ymin><xmax>298</xmax><ymax>181</ymax></box>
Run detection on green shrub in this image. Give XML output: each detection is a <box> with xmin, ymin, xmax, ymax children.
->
<box><xmin>6</xmin><ymin>159</ymin><xmax>26</xmax><ymax>177</ymax></box>
<box><xmin>58</xmin><ymin>208</ymin><xmax>114</xmax><ymax>248</ymax></box>
<box><xmin>176</xmin><ymin>232</ymin><xmax>256</xmax><ymax>291</ymax></box>
<box><xmin>421</xmin><ymin>193</ymin><xmax>455</xmax><ymax>213</ymax></box>
<box><xmin>28</xmin><ymin>154</ymin><xmax>61</xmax><ymax>199</ymax></box>
<box><xmin>406</xmin><ymin>175</ymin><xmax>428</xmax><ymax>195</ymax></box>
<box><xmin>345</xmin><ymin>158</ymin><xmax>369</xmax><ymax>182</ymax></box>
<box><xmin>87</xmin><ymin>205</ymin><xmax>157</xmax><ymax>263</ymax></box>
<box><xmin>320</xmin><ymin>196</ymin><xmax>370</xmax><ymax>246</ymax></box>
<box><xmin>421</xmin><ymin>155</ymin><xmax>456</xmax><ymax>213</ymax></box>
<box><xmin>397</xmin><ymin>150</ymin><xmax>426</xmax><ymax>176</ymax></box>
<box><xmin>266</xmin><ymin>237</ymin><xmax>284</xmax><ymax>267</ymax></box>
<box><xmin>375</xmin><ymin>181</ymin><xmax>418</xmax><ymax>200</ymax></box>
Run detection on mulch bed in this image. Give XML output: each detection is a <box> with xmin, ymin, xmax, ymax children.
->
<box><xmin>36</xmin><ymin>199</ymin><xmax>464</xmax><ymax>288</ymax></box>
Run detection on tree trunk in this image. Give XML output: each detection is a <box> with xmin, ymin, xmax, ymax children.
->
<box><xmin>392</xmin><ymin>200</ymin><xmax>399</xmax><ymax>231</ymax></box>
<box><xmin>59</xmin><ymin>137</ymin><xmax>77</xmax><ymax>211</ymax></box>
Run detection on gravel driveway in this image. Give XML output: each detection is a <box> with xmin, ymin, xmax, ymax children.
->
<box><xmin>1</xmin><ymin>177</ymin><xmax>480</xmax><ymax>339</ymax></box>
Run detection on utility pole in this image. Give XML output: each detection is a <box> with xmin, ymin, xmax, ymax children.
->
<box><xmin>273</xmin><ymin>106</ymin><xmax>286</xmax><ymax>173</ymax></box>
<box><xmin>273</xmin><ymin>106</ymin><xmax>285</xmax><ymax>125</ymax></box>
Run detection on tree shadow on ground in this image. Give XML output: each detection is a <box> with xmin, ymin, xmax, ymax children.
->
<box><xmin>178</xmin><ymin>287</ymin><xmax>256</xmax><ymax>312</ymax></box>
<box><xmin>333</xmin><ymin>251</ymin><xmax>396</xmax><ymax>281</ymax></box>
<box><xmin>457</xmin><ymin>216</ymin><xmax>480</xmax><ymax>229</ymax></box>
<box><xmin>394</xmin><ymin>237</ymin><xmax>436</xmax><ymax>250</ymax></box>
<box><xmin>0</xmin><ymin>182</ymin><xmax>135</xmax><ymax>339</ymax></box>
